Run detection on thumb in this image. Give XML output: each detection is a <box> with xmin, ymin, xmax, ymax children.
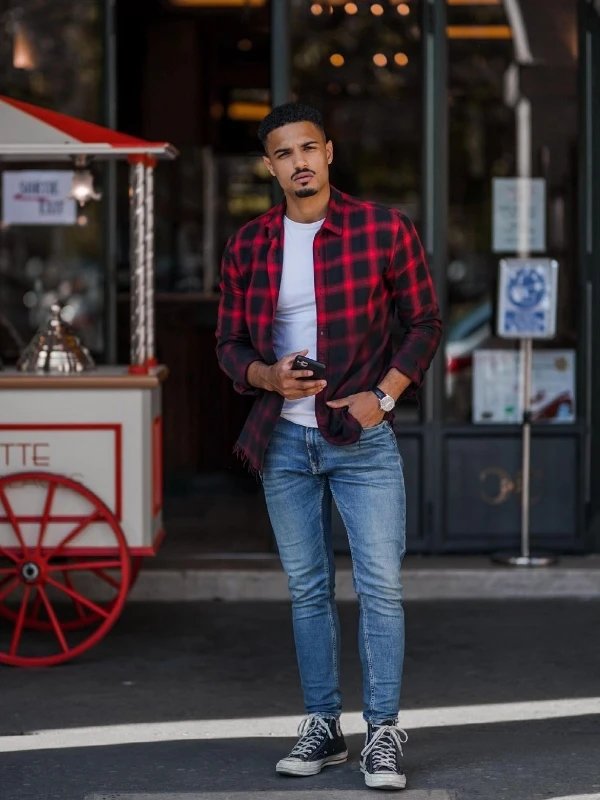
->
<box><xmin>326</xmin><ymin>396</ymin><xmax>351</xmax><ymax>408</ymax></box>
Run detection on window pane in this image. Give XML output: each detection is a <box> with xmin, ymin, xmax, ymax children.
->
<box><xmin>0</xmin><ymin>1</ymin><xmax>105</xmax><ymax>363</ymax></box>
<box><xmin>445</xmin><ymin>0</ymin><xmax>579</xmax><ymax>423</ymax></box>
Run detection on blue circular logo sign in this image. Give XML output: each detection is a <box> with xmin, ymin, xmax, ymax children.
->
<box><xmin>507</xmin><ymin>268</ymin><xmax>546</xmax><ymax>309</ymax></box>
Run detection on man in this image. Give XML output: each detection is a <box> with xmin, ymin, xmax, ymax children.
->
<box><xmin>216</xmin><ymin>103</ymin><xmax>441</xmax><ymax>791</ymax></box>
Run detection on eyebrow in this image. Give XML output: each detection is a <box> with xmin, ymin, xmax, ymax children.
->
<box><xmin>272</xmin><ymin>139</ymin><xmax>320</xmax><ymax>156</ymax></box>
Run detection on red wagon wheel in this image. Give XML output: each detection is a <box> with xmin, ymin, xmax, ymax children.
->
<box><xmin>0</xmin><ymin>472</ymin><xmax>131</xmax><ymax>667</ymax></box>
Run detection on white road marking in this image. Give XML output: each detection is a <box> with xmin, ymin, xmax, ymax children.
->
<box><xmin>1</xmin><ymin>697</ymin><xmax>598</xmax><ymax>753</ymax></box>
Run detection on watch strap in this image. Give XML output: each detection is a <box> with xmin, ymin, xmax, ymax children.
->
<box><xmin>371</xmin><ymin>387</ymin><xmax>386</xmax><ymax>402</ymax></box>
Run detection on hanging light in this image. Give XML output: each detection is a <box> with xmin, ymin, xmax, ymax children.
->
<box><xmin>12</xmin><ymin>18</ymin><xmax>37</xmax><ymax>70</ymax></box>
<box><xmin>69</xmin><ymin>158</ymin><xmax>102</xmax><ymax>207</ymax></box>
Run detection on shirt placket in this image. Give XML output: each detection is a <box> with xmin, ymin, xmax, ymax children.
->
<box><xmin>313</xmin><ymin>229</ymin><xmax>327</xmax><ymax>421</ymax></box>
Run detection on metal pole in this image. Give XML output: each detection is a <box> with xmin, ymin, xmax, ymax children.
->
<box><xmin>144</xmin><ymin>159</ymin><xmax>156</xmax><ymax>366</ymax></box>
<box><xmin>129</xmin><ymin>160</ymin><xmax>147</xmax><ymax>371</ymax></box>
<box><xmin>520</xmin><ymin>337</ymin><xmax>533</xmax><ymax>560</ymax></box>
<box><xmin>103</xmin><ymin>0</ymin><xmax>118</xmax><ymax>365</ymax></box>
<box><xmin>492</xmin><ymin>78</ymin><xmax>555</xmax><ymax>567</ymax></box>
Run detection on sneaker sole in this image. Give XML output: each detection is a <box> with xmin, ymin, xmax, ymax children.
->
<box><xmin>362</xmin><ymin>769</ymin><xmax>407</xmax><ymax>790</ymax></box>
<box><xmin>276</xmin><ymin>750</ymin><xmax>348</xmax><ymax>776</ymax></box>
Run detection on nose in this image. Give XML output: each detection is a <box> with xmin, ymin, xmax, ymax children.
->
<box><xmin>292</xmin><ymin>150</ymin><xmax>309</xmax><ymax>170</ymax></box>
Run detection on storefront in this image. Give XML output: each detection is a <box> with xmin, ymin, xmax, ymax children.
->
<box><xmin>0</xmin><ymin>0</ymin><xmax>599</xmax><ymax>553</ymax></box>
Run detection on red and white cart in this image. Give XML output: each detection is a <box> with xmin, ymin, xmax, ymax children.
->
<box><xmin>0</xmin><ymin>96</ymin><xmax>177</xmax><ymax>667</ymax></box>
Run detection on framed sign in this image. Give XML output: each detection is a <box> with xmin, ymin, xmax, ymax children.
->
<box><xmin>497</xmin><ymin>258</ymin><xmax>559</xmax><ymax>339</ymax></box>
<box><xmin>492</xmin><ymin>177</ymin><xmax>546</xmax><ymax>253</ymax></box>
<box><xmin>473</xmin><ymin>349</ymin><xmax>575</xmax><ymax>424</ymax></box>
<box><xmin>2</xmin><ymin>170</ymin><xmax>76</xmax><ymax>225</ymax></box>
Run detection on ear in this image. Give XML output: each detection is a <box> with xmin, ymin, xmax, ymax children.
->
<box><xmin>263</xmin><ymin>155</ymin><xmax>276</xmax><ymax>177</ymax></box>
<box><xmin>326</xmin><ymin>139</ymin><xmax>333</xmax><ymax>165</ymax></box>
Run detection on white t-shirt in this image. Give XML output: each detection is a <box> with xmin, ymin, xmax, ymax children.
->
<box><xmin>272</xmin><ymin>215</ymin><xmax>324</xmax><ymax>428</ymax></box>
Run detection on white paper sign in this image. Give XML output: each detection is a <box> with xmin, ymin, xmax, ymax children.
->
<box><xmin>492</xmin><ymin>177</ymin><xmax>546</xmax><ymax>253</ymax></box>
<box><xmin>2</xmin><ymin>170</ymin><xmax>76</xmax><ymax>225</ymax></box>
<box><xmin>497</xmin><ymin>258</ymin><xmax>559</xmax><ymax>339</ymax></box>
<box><xmin>473</xmin><ymin>349</ymin><xmax>575</xmax><ymax>424</ymax></box>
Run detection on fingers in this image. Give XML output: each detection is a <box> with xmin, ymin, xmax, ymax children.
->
<box><xmin>284</xmin><ymin>380</ymin><xmax>327</xmax><ymax>400</ymax></box>
<box><xmin>326</xmin><ymin>397</ymin><xmax>351</xmax><ymax>408</ymax></box>
<box><xmin>282</xmin><ymin>349</ymin><xmax>309</xmax><ymax>368</ymax></box>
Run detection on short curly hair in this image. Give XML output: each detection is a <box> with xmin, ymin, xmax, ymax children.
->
<box><xmin>258</xmin><ymin>102</ymin><xmax>325</xmax><ymax>149</ymax></box>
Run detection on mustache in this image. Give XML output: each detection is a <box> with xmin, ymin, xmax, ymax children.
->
<box><xmin>291</xmin><ymin>168</ymin><xmax>315</xmax><ymax>179</ymax></box>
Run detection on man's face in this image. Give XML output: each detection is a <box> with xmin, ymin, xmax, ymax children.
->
<box><xmin>263</xmin><ymin>121</ymin><xmax>333</xmax><ymax>200</ymax></box>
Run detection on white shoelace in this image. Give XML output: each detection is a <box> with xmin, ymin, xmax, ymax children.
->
<box><xmin>361</xmin><ymin>725</ymin><xmax>408</xmax><ymax>771</ymax></box>
<box><xmin>289</xmin><ymin>714</ymin><xmax>335</xmax><ymax>757</ymax></box>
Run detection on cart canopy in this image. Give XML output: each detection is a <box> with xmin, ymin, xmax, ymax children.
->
<box><xmin>0</xmin><ymin>95</ymin><xmax>177</xmax><ymax>160</ymax></box>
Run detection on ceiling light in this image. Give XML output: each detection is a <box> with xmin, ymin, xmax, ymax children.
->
<box><xmin>394</xmin><ymin>52</ymin><xmax>409</xmax><ymax>66</ymax></box>
<box><xmin>310</xmin><ymin>3</ymin><xmax>323</xmax><ymax>14</ymax></box>
<box><xmin>372</xmin><ymin>53</ymin><xmax>388</xmax><ymax>66</ymax></box>
<box><xmin>447</xmin><ymin>25</ymin><xmax>512</xmax><ymax>39</ymax></box>
<box><xmin>370</xmin><ymin>3</ymin><xmax>384</xmax><ymax>15</ymax></box>
<box><xmin>397</xmin><ymin>3</ymin><xmax>410</xmax><ymax>15</ymax></box>
<box><xmin>344</xmin><ymin>2</ymin><xmax>358</xmax><ymax>13</ymax></box>
<box><xmin>330</xmin><ymin>53</ymin><xmax>345</xmax><ymax>67</ymax></box>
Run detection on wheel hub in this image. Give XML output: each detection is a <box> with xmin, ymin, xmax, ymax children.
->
<box><xmin>20</xmin><ymin>561</ymin><xmax>41</xmax><ymax>583</ymax></box>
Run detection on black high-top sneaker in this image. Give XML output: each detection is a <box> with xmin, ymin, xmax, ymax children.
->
<box><xmin>276</xmin><ymin>714</ymin><xmax>348</xmax><ymax>776</ymax></box>
<box><xmin>361</xmin><ymin>721</ymin><xmax>408</xmax><ymax>790</ymax></box>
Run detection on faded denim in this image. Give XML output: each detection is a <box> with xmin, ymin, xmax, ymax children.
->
<box><xmin>262</xmin><ymin>416</ymin><xmax>406</xmax><ymax>725</ymax></box>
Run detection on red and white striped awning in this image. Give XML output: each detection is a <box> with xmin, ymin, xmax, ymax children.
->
<box><xmin>0</xmin><ymin>95</ymin><xmax>178</xmax><ymax>160</ymax></box>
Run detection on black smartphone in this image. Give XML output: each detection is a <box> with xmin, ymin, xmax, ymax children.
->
<box><xmin>292</xmin><ymin>355</ymin><xmax>326</xmax><ymax>381</ymax></box>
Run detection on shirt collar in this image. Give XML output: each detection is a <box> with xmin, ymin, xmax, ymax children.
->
<box><xmin>265</xmin><ymin>185</ymin><xmax>344</xmax><ymax>239</ymax></box>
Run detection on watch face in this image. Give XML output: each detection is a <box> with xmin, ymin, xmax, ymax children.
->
<box><xmin>381</xmin><ymin>395</ymin><xmax>395</xmax><ymax>412</ymax></box>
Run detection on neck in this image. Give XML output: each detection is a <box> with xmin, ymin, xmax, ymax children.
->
<box><xmin>284</xmin><ymin>184</ymin><xmax>330</xmax><ymax>224</ymax></box>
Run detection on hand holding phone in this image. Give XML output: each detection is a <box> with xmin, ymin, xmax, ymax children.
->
<box><xmin>291</xmin><ymin>355</ymin><xmax>326</xmax><ymax>381</ymax></box>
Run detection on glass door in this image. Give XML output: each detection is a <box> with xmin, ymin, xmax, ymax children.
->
<box><xmin>441</xmin><ymin>0</ymin><xmax>584</xmax><ymax>551</ymax></box>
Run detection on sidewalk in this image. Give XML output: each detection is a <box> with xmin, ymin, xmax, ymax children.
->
<box><xmin>1</xmin><ymin>598</ymin><xmax>599</xmax><ymax>800</ymax></box>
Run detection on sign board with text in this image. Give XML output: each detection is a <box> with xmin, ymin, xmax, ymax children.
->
<box><xmin>497</xmin><ymin>258</ymin><xmax>559</xmax><ymax>339</ymax></box>
<box><xmin>2</xmin><ymin>170</ymin><xmax>76</xmax><ymax>225</ymax></box>
<box><xmin>492</xmin><ymin>177</ymin><xmax>546</xmax><ymax>253</ymax></box>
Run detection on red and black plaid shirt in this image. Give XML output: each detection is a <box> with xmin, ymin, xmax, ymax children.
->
<box><xmin>216</xmin><ymin>185</ymin><xmax>442</xmax><ymax>474</ymax></box>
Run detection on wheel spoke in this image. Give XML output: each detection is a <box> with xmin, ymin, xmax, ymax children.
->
<box><xmin>0</xmin><ymin>576</ymin><xmax>19</xmax><ymax>603</ymax></box>
<box><xmin>38</xmin><ymin>586</ymin><xmax>69</xmax><ymax>653</ymax></box>
<box><xmin>62</xmin><ymin>572</ymin><xmax>87</xmax><ymax>621</ymax></box>
<box><xmin>37</xmin><ymin>483</ymin><xmax>57</xmax><ymax>554</ymax></box>
<box><xmin>0</xmin><ymin>487</ymin><xmax>29</xmax><ymax>555</ymax></box>
<box><xmin>46</xmin><ymin>575</ymin><xmax>110</xmax><ymax>619</ymax></box>
<box><xmin>92</xmin><ymin>569</ymin><xmax>120</xmax><ymax>590</ymax></box>
<box><xmin>28</xmin><ymin>589</ymin><xmax>44</xmax><ymax>621</ymax></box>
<box><xmin>9</xmin><ymin>585</ymin><xmax>31</xmax><ymax>656</ymax></box>
<box><xmin>0</xmin><ymin>547</ymin><xmax>19</xmax><ymax>565</ymax></box>
<box><xmin>52</xmin><ymin>511</ymin><xmax>102</xmax><ymax>557</ymax></box>
<box><xmin>0</xmin><ymin>567</ymin><xmax>17</xmax><ymax>576</ymax></box>
<box><xmin>47</xmin><ymin>560</ymin><xmax>123</xmax><ymax>573</ymax></box>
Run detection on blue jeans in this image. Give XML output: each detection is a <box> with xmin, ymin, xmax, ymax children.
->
<box><xmin>262</xmin><ymin>417</ymin><xmax>406</xmax><ymax>725</ymax></box>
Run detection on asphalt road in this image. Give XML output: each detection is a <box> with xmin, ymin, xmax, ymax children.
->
<box><xmin>1</xmin><ymin>599</ymin><xmax>599</xmax><ymax>800</ymax></box>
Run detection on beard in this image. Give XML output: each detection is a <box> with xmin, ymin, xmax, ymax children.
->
<box><xmin>294</xmin><ymin>186</ymin><xmax>318</xmax><ymax>198</ymax></box>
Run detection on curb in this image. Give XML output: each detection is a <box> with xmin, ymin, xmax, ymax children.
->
<box><xmin>128</xmin><ymin>565</ymin><xmax>600</xmax><ymax>602</ymax></box>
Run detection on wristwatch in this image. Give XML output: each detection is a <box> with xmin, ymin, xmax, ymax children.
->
<box><xmin>371</xmin><ymin>387</ymin><xmax>395</xmax><ymax>412</ymax></box>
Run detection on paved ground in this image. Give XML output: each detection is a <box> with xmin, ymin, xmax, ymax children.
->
<box><xmin>1</xmin><ymin>599</ymin><xmax>600</xmax><ymax>800</ymax></box>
